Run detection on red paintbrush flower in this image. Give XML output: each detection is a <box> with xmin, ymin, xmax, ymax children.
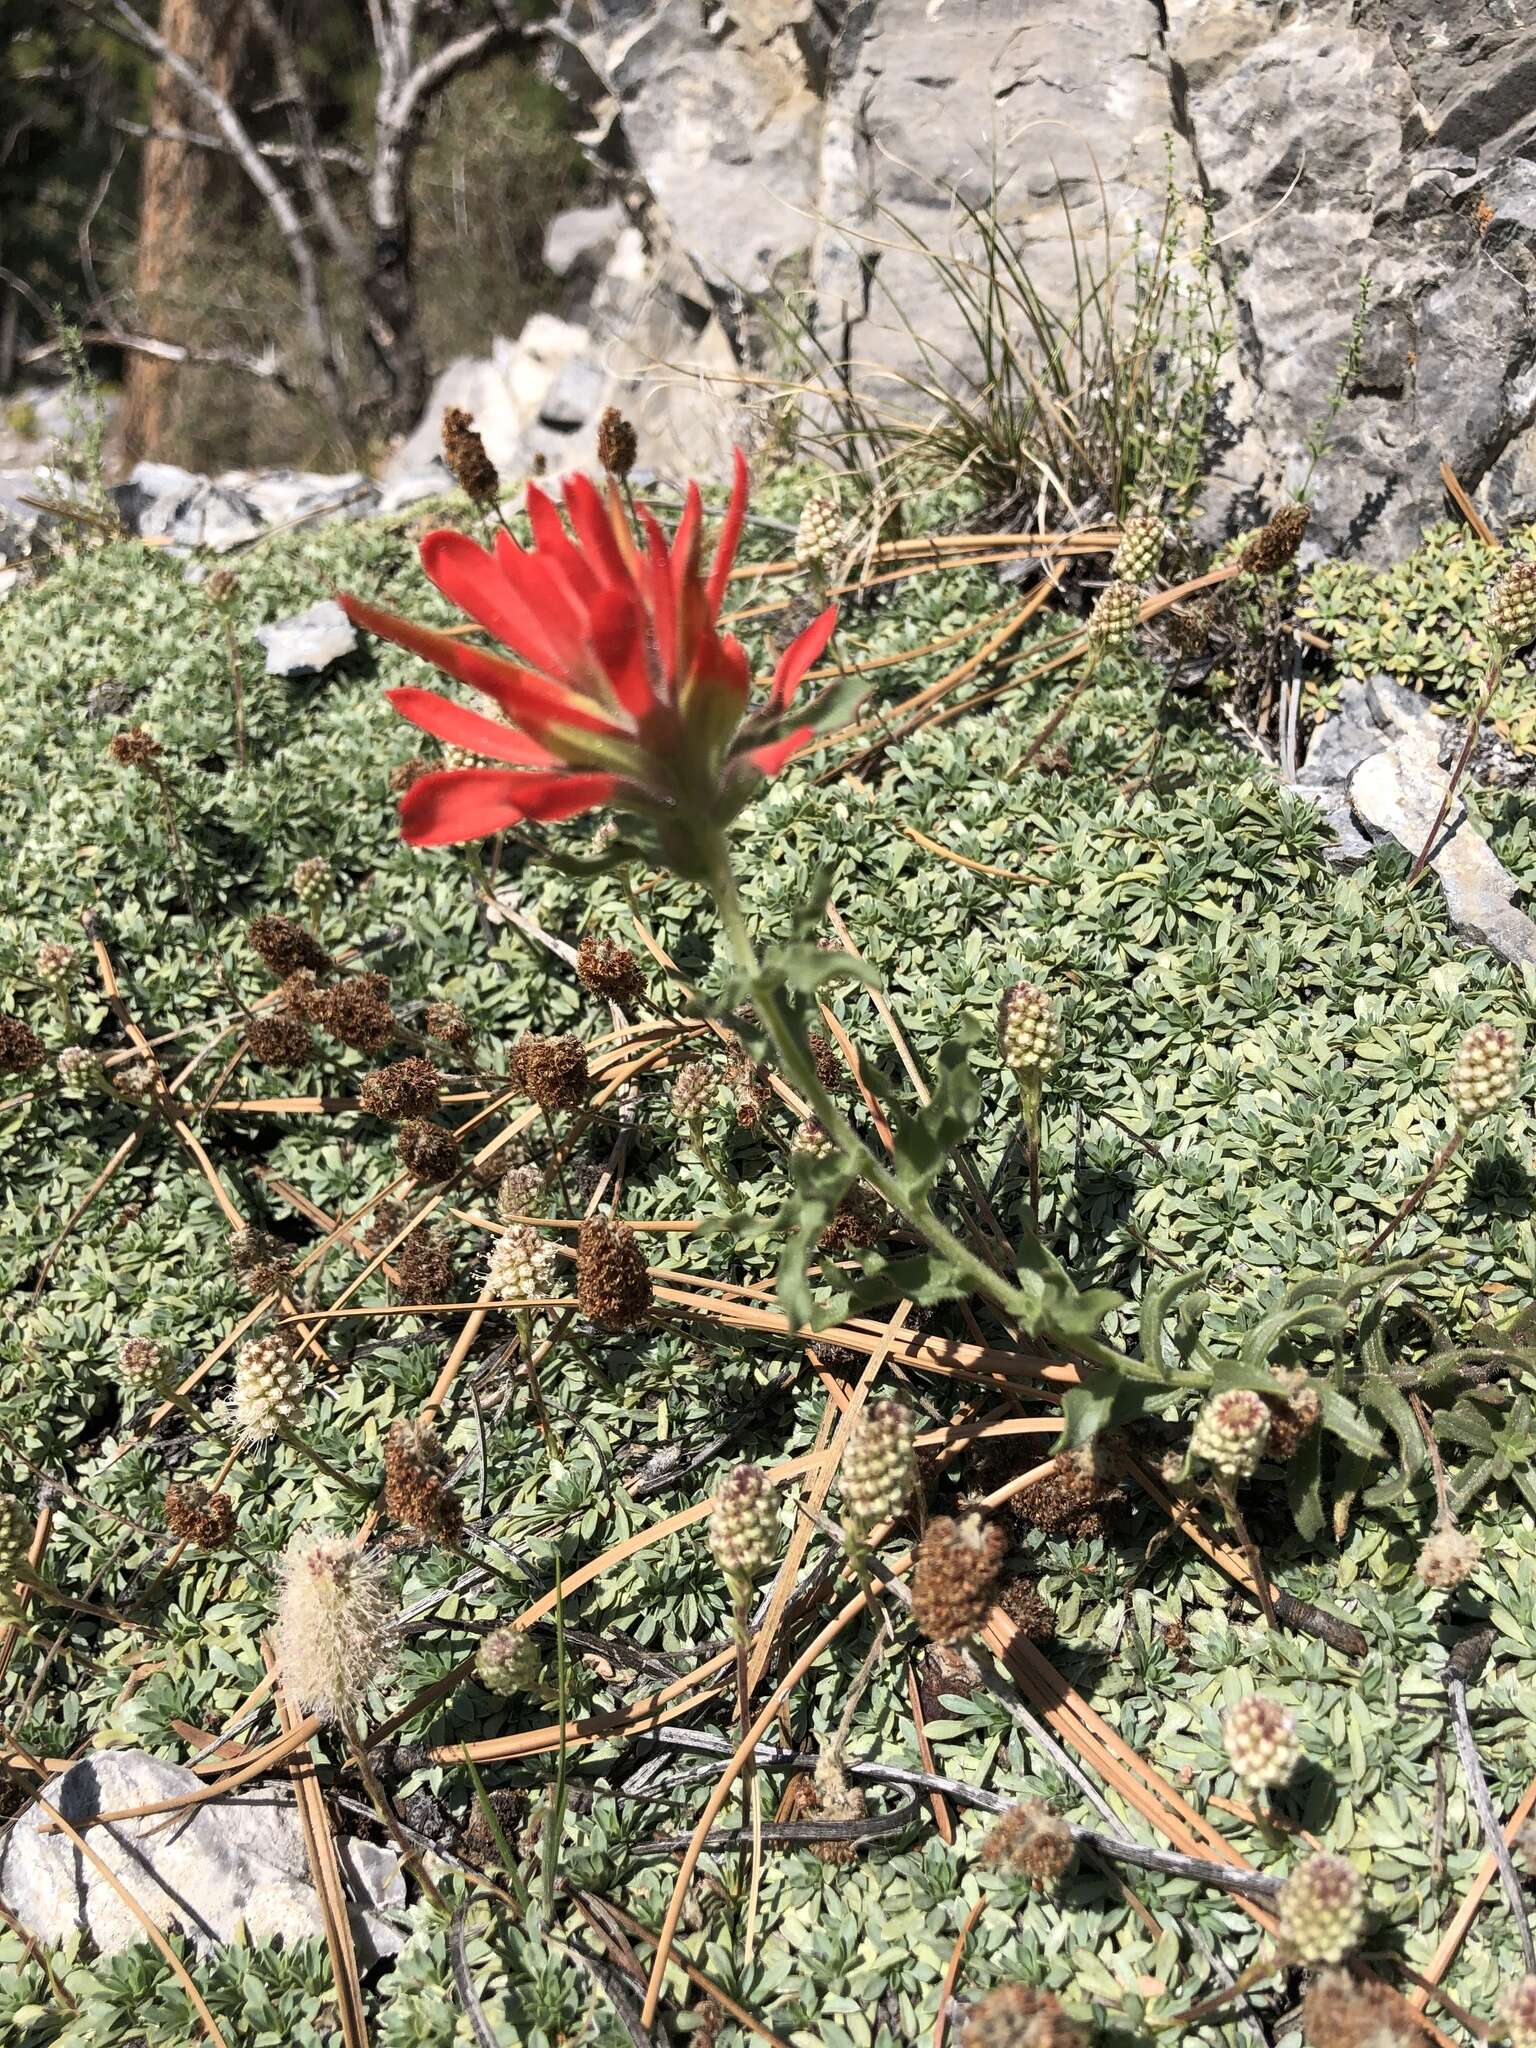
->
<box><xmin>337</xmin><ymin>451</ymin><xmax>836</xmax><ymax>870</ymax></box>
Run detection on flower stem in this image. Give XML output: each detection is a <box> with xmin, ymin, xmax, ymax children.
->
<box><xmin>1358</xmin><ymin>1128</ymin><xmax>1464</xmax><ymax>1263</ymax></box>
<box><xmin>702</xmin><ymin>839</ymin><xmax>1138</xmax><ymax>1369</ymax></box>
<box><xmin>1407</xmin><ymin>651</ymin><xmax>1503</xmax><ymax>886</ymax></box>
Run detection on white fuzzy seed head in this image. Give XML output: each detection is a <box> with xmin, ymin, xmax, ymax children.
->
<box><xmin>1501</xmin><ymin>1976</ymin><xmax>1536</xmax><ymax>2048</ymax></box>
<box><xmin>1415</xmin><ymin>1525</ymin><xmax>1482</xmax><ymax>1590</ymax></box>
<box><xmin>476</xmin><ymin>1624</ymin><xmax>543</xmax><ymax>1698</ymax></box>
<box><xmin>275</xmin><ymin>1535</ymin><xmax>396</xmax><ymax>1724</ymax></box>
<box><xmin>487</xmin><ymin>1226</ymin><xmax>559</xmax><ymax>1304</ymax></box>
<box><xmin>1221</xmin><ymin>1694</ymin><xmax>1300</xmax><ymax>1790</ymax></box>
<box><xmin>791</xmin><ymin>1118</ymin><xmax>837</xmax><ymax>1162</ymax></box>
<box><xmin>232</xmin><ymin>1333</ymin><xmax>309</xmax><ymax>1441</ymax></box>
<box><xmin>1190</xmin><ymin>1388</ymin><xmax>1271</xmax><ymax>1480</ymax></box>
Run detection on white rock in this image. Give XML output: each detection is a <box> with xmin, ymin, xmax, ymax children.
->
<box><xmin>0</xmin><ymin>1748</ymin><xmax>405</xmax><ymax>1962</ymax></box>
<box><xmin>255</xmin><ymin>599</ymin><xmax>359</xmax><ymax>677</ymax></box>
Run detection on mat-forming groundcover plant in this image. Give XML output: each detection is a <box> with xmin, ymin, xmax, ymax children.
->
<box><xmin>5</xmin><ymin>402</ymin><xmax>1536</xmax><ymax>2046</ymax></box>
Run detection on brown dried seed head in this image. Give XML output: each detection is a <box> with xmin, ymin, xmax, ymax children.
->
<box><xmin>1239</xmin><ymin>500</ymin><xmax>1310</xmax><ymax>577</ymax></box>
<box><xmin>246</xmin><ymin>913</ymin><xmax>334</xmax><ymax>982</ymax></box>
<box><xmin>596</xmin><ymin>406</ymin><xmax>638</xmax><ymax>480</ymax></box>
<box><xmin>393</xmin><ymin>1227</ymin><xmax>457</xmax><ymax>1307</ymax></box>
<box><xmin>229</xmin><ymin>1227</ymin><xmax>294</xmax><ymax>1298</ymax></box>
<box><xmin>1264</xmin><ymin>1372</ymin><xmax>1321</xmax><ymax>1461</ymax></box>
<box><xmin>396</xmin><ymin>1118</ymin><xmax>461</xmax><ymax>1184</ymax></box>
<box><xmin>807</xmin><ymin>1030</ymin><xmax>845</xmax><ymax>1092</ymax></box>
<box><xmin>819</xmin><ymin>1188</ymin><xmax>886</xmax><ymax>1255</ymax></box>
<box><xmin>979</xmin><ymin>1801</ymin><xmax>1075</xmax><ymax>1892</ymax></box>
<box><xmin>109</xmin><ymin>726</ymin><xmax>162</xmax><ymax>769</ymax></box>
<box><xmin>963</xmin><ymin>1984</ymin><xmax>1091</xmax><ymax>2048</ymax></box>
<box><xmin>390</xmin><ymin>755</ymin><xmax>434</xmax><ymax>795</ymax></box>
<box><xmin>1301</xmin><ymin>1966</ymin><xmax>1429</xmax><ymax>2048</ymax></box>
<box><xmin>510</xmin><ymin>1032</ymin><xmax>591</xmax><ymax>1113</ymax></box>
<box><xmin>383</xmin><ymin>1417</ymin><xmax>464</xmax><ymax>1547</ymax></box>
<box><xmin>308</xmin><ymin>972</ymin><xmax>396</xmax><ymax>1052</ymax></box>
<box><xmin>441</xmin><ymin>406</ymin><xmax>501</xmax><ymax>505</ymax></box>
<box><xmin>244</xmin><ymin>1008</ymin><xmax>314</xmax><ymax>1071</ymax></box>
<box><xmin>164</xmin><ymin>1482</ymin><xmax>235</xmax><ymax>1550</ymax></box>
<box><xmin>576</xmin><ymin>1216</ymin><xmax>653</xmax><ymax>1330</ymax></box>
<box><xmin>911</xmin><ymin>1512</ymin><xmax>1007</xmax><ymax>1644</ymax></box>
<box><xmin>0</xmin><ymin>1016</ymin><xmax>46</xmax><ymax>1075</ymax></box>
<box><xmin>1000</xmin><ymin>1575</ymin><xmax>1056</xmax><ymax>1645</ymax></box>
<box><xmin>424</xmin><ymin>998</ymin><xmax>473</xmax><ymax>1052</ymax></box>
<box><xmin>359</xmin><ymin>1056</ymin><xmax>442</xmax><ymax>1122</ymax></box>
<box><xmin>576</xmin><ymin>932</ymin><xmax>646</xmax><ymax>1007</ymax></box>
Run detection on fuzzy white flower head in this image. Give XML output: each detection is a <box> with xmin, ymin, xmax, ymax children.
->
<box><xmin>1221</xmin><ymin>1694</ymin><xmax>1300</xmax><ymax>1790</ymax></box>
<box><xmin>231</xmin><ymin>1333</ymin><xmax>309</xmax><ymax>1441</ymax></box>
<box><xmin>487</xmin><ymin>1226</ymin><xmax>559</xmax><ymax>1304</ymax></box>
<box><xmin>275</xmin><ymin>1533</ymin><xmax>396</xmax><ymax>1724</ymax></box>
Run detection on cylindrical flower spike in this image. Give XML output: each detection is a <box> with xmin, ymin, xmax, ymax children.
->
<box><xmin>1112</xmin><ymin>515</ymin><xmax>1165</xmax><ymax>585</ymax></box>
<box><xmin>795</xmin><ymin>496</ymin><xmax>843</xmax><ymax>580</ymax></box>
<box><xmin>1486</xmin><ymin>560</ymin><xmax>1536</xmax><ymax>652</ymax></box>
<box><xmin>707</xmin><ymin>1463</ymin><xmax>782</xmax><ymax>1590</ymax></box>
<box><xmin>1086</xmin><ymin>580</ymin><xmax>1141</xmax><ymax>649</ymax></box>
<box><xmin>997</xmin><ymin>981</ymin><xmax>1059</xmax><ymax>1080</ymax></box>
<box><xmin>1448</xmin><ymin>1023</ymin><xmax>1521</xmax><ymax>1122</ymax></box>
<box><xmin>839</xmin><ymin>1398</ymin><xmax>917</xmax><ymax>1533</ymax></box>
<box><xmin>115</xmin><ymin>1336</ymin><xmax>170</xmax><ymax>1397</ymax></box>
<box><xmin>232</xmin><ymin>1333</ymin><xmax>309</xmax><ymax>1441</ymax></box>
<box><xmin>1221</xmin><ymin>1694</ymin><xmax>1300</xmax><ymax>1790</ymax></box>
<box><xmin>1276</xmin><ymin>1852</ymin><xmax>1366</xmax><ymax>1963</ymax></box>
<box><xmin>487</xmin><ymin>1226</ymin><xmax>559</xmax><ymax>1303</ymax></box>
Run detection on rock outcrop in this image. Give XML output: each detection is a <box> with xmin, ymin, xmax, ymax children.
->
<box><xmin>543</xmin><ymin>0</ymin><xmax>1536</xmax><ymax>560</ymax></box>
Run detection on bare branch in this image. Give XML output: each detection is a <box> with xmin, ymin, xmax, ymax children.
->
<box><xmin>107</xmin><ymin>115</ymin><xmax>368</xmax><ymax>177</ymax></box>
<box><xmin>21</xmin><ymin>327</ymin><xmax>298</xmax><ymax>396</ymax></box>
<box><xmin>241</xmin><ymin>0</ymin><xmax>364</xmax><ymax>273</ymax></box>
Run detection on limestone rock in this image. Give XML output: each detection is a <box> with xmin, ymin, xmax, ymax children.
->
<box><xmin>256</xmin><ymin>599</ymin><xmax>359</xmax><ymax>677</ymax></box>
<box><xmin>0</xmin><ymin>1748</ymin><xmax>405</xmax><ymax>1962</ymax></box>
<box><xmin>1296</xmin><ymin>674</ymin><xmax>1536</xmax><ymax>962</ymax></box>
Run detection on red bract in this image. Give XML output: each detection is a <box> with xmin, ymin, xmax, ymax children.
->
<box><xmin>337</xmin><ymin>451</ymin><xmax>836</xmax><ymax>861</ymax></box>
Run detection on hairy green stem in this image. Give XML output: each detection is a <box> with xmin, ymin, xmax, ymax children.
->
<box><xmin>703</xmin><ymin>838</ymin><xmax>1139</xmax><ymax>1373</ymax></box>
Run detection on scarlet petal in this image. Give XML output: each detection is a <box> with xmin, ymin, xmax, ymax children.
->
<box><xmin>588</xmin><ymin>589</ymin><xmax>663</xmax><ymax>723</ymax></box>
<box><xmin>770</xmin><ymin>604</ymin><xmax>838</xmax><ymax>708</ymax></box>
<box><xmin>338</xmin><ymin>591</ymin><xmax>622</xmax><ymax>740</ymax></box>
<box><xmin>743</xmin><ymin>726</ymin><xmax>813</xmax><ymax>778</ymax></box>
<box><xmin>399</xmin><ymin>768</ymin><xmax>621</xmax><ymax>847</ymax></box>
<box><xmin>386</xmin><ymin>687</ymin><xmax>557</xmax><ymax>766</ymax></box>
<box><xmin>422</xmin><ymin>529</ymin><xmax>567</xmax><ymax>677</ymax></box>
<box><xmin>705</xmin><ymin>448</ymin><xmax>749</xmax><ymax>613</ymax></box>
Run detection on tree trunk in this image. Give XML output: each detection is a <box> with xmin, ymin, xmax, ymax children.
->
<box><xmin>121</xmin><ymin>0</ymin><xmax>249</xmax><ymax>464</ymax></box>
